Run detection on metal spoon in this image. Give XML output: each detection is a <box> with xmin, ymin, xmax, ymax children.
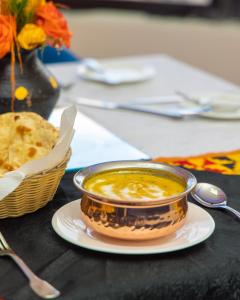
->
<box><xmin>0</xmin><ymin>231</ymin><xmax>60</xmax><ymax>298</ymax></box>
<box><xmin>175</xmin><ymin>90</ymin><xmax>207</xmax><ymax>105</ymax></box>
<box><xmin>191</xmin><ymin>182</ymin><xmax>240</xmax><ymax>220</ymax></box>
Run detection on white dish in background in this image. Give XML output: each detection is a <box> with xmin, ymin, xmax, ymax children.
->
<box><xmin>77</xmin><ymin>62</ymin><xmax>156</xmax><ymax>85</ymax></box>
<box><xmin>177</xmin><ymin>92</ymin><xmax>240</xmax><ymax>120</ymax></box>
<box><xmin>52</xmin><ymin>200</ymin><xmax>215</xmax><ymax>255</ymax></box>
<box><xmin>201</xmin><ymin>109</ymin><xmax>240</xmax><ymax>120</ymax></box>
<box><xmin>200</xmin><ymin>93</ymin><xmax>240</xmax><ymax>120</ymax></box>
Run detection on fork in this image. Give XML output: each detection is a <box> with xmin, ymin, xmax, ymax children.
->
<box><xmin>0</xmin><ymin>231</ymin><xmax>60</xmax><ymax>299</ymax></box>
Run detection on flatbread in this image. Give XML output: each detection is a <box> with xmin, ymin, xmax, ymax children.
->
<box><xmin>0</xmin><ymin>112</ymin><xmax>59</xmax><ymax>175</ymax></box>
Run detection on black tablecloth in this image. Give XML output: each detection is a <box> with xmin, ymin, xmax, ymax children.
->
<box><xmin>1</xmin><ymin>170</ymin><xmax>240</xmax><ymax>300</ymax></box>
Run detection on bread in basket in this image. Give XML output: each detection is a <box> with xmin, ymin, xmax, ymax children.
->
<box><xmin>0</xmin><ymin>112</ymin><xmax>71</xmax><ymax>218</ymax></box>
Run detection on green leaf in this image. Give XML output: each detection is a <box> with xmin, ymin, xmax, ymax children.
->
<box><xmin>8</xmin><ymin>0</ymin><xmax>30</xmax><ymax>32</ymax></box>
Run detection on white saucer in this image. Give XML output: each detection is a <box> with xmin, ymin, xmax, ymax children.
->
<box><xmin>201</xmin><ymin>108</ymin><xmax>240</xmax><ymax>120</ymax></box>
<box><xmin>201</xmin><ymin>93</ymin><xmax>240</xmax><ymax>119</ymax></box>
<box><xmin>193</xmin><ymin>92</ymin><xmax>240</xmax><ymax>120</ymax></box>
<box><xmin>52</xmin><ymin>200</ymin><xmax>215</xmax><ymax>255</ymax></box>
<box><xmin>78</xmin><ymin>62</ymin><xmax>156</xmax><ymax>85</ymax></box>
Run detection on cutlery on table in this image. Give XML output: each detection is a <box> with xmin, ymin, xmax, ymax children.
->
<box><xmin>69</xmin><ymin>96</ymin><xmax>210</xmax><ymax>119</ymax></box>
<box><xmin>126</xmin><ymin>91</ymin><xmax>207</xmax><ymax>106</ymax></box>
<box><xmin>127</xmin><ymin>95</ymin><xmax>182</xmax><ymax>105</ymax></box>
<box><xmin>0</xmin><ymin>231</ymin><xmax>60</xmax><ymax>299</ymax></box>
<box><xmin>177</xmin><ymin>90</ymin><xmax>240</xmax><ymax>112</ymax></box>
<box><xmin>175</xmin><ymin>90</ymin><xmax>206</xmax><ymax>105</ymax></box>
<box><xmin>175</xmin><ymin>90</ymin><xmax>214</xmax><ymax>111</ymax></box>
<box><xmin>191</xmin><ymin>183</ymin><xmax>240</xmax><ymax>220</ymax></box>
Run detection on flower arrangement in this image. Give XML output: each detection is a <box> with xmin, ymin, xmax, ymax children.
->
<box><xmin>0</xmin><ymin>0</ymin><xmax>71</xmax><ymax>110</ymax></box>
<box><xmin>0</xmin><ymin>0</ymin><xmax>71</xmax><ymax>57</ymax></box>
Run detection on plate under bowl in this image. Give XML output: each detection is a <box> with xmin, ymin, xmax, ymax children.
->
<box><xmin>52</xmin><ymin>200</ymin><xmax>215</xmax><ymax>255</ymax></box>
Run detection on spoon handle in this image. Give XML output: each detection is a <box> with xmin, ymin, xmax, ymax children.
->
<box><xmin>223</xmin><ymin>206</ymin><xmax>240</xmax><ymax>220</ymax></box>
<box><xmin>9</xmin><ymin>252</ymin><xmax>60</xmax><ymax>298</ymax></box>
<box><xmin>0</xmin><ymin>231</ymin><xmax>60</xmax><ymax>299</ymax></box>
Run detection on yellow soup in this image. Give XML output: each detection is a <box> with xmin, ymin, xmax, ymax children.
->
<box><xmin>83</xmin><ymin>168</ymin><xmax>185</xmax><ymax>201</ymax></box>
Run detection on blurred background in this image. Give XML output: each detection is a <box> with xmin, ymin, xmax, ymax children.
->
<box><xmin>58</xmin><ymin>0</ymin><xmax>240</xmax><ymax>84</ymax></box>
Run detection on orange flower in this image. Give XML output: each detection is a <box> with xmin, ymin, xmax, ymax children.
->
<box><xmin>36</xmin><ymin>2</ymin><xmax>71</xmax><ymax>48</ymax></box>
<box><xmin>0</xmin><ymin>15</ymin><xmax>16</xmax><ymax>59</ymax></box>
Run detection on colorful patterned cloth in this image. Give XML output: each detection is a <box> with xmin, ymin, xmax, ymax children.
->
<box><xmin>154</xmin><ymin>150</ymin><xmax>240</xmax><ymax>175</ymax></box>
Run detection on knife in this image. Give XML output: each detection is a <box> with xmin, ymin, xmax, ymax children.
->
<box><xmin>69</xmin><ymin>96</ymin><xmax>210</xmax><ymax>119</ymax></box>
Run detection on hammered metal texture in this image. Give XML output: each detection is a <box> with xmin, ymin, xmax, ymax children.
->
<box><xmin>80</xmin><ymin>195</ymin><xmax>188</xmax><ymax>240</ymax></box>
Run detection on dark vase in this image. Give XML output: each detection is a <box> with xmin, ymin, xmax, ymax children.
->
<box><xmin>0</xmin><ymin>50</ymin><xmax>60</xmax><ymax>119</ymax></box>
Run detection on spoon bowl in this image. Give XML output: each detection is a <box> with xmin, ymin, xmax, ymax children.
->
<box><xmin>191</xmin><ymin>183</ymin><xmax>240</xmax><ymax>220</ymax></box>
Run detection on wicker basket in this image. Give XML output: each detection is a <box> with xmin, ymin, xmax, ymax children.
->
<box><xmin>0</xmin><ymin>150</ymin><xmax>71</xmax><ymax>219</ymax></box>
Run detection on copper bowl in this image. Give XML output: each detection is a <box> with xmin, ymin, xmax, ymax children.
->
<box><xmin>74</xmin><ymin>161</ymin><xmax>197</xmax><ymax>241</ymax></box>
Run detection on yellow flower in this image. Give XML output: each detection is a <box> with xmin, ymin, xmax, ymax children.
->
<box><xmin>25</xmin><ymin>0</ymin><xmax>45</xmax><ymax>14</ymax></box>
<box><xmin>17</xmin><ymin>23</ymin><xmax>46</xmax><ymax>50</ymax></box>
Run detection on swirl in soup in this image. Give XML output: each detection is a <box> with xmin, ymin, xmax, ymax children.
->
<box><xmin>83</xmin><ymin>168</ymin><xmax>185</xmax><ymax>201</ymax></box>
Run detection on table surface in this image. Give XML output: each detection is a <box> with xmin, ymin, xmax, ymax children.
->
<box><xmin>1</xmin><ymin>170</ymin><xmax>240</xmax><ymax>300</ymax></box>
<box><xmin>49</xmin><ymin>108</ymin><xmax>148</xmax><ymax>170</ymax></box>
<box><xmin>1</xmin><ymin>55</ymin><xmax>240</xmax><ymax>300</ymax></box>
<box><xmin>49</xmin><ymin>54</ymin><xmax>240</xmax><ymax>158</ymax></box>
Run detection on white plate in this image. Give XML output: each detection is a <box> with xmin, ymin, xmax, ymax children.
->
<box><xmin>52</xmin><ymin>200</ymin><xmax>215</xmax><ymax>255</ymax></box>
<box><xmin>178</xmin><ymin>92</ymin><xmax>240</xmax><ymax>120</ymax></box>
<box><xmin>78</xmin><ymin>62</ymin><xmax>156</xmax><ymax>85</ymax></box>
<box><xmin>196</xmin><ymin>93</ymin><xmax>240</xmax><ymax>120</ymax></box>
<box><xmin>201</xmin><ymin>107</ymin><xmax>240</xmax><ymax>120</ymax></box>
<box><xmin>201</xmin><ymin>110</ymin><xmax>240</xmax><ymax>120</ymax></box>
<box><xmin>201</xmin><ymin>93</ymin><xmax>240</xmax><ymax>119</ymax></box>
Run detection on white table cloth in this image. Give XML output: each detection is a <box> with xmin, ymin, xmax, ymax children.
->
<box><xmin>48</xmin><ymin>54</ymin><xmax>239</xmax><ymax>158</ymax></box>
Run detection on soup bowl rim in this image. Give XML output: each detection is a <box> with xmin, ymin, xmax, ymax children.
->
<box><xmin>73</xmin><ymin>160</ymin><xmax>197</xmax><ymax>207</ymax></box>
